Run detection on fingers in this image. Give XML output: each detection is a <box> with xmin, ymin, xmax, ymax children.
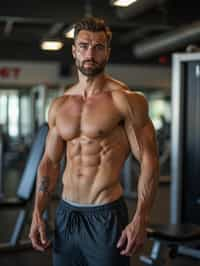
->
<box><xmin>29</xmin><ymin>222</ymin><xmax>50</xmax><ymax>252</ymax></box>
<box><xmin>29</xmin><ymin>230</ymin><xmax>45</xmax><ymax>252</ymax></box>
<box><xmin>120</xmin><ymin>233</ymin><xmax>136</xmax><ymax>256</ymax></box>
<box><xmin>39</xmin><ymin>223</ymin><xmax>48</xmax><ymax>245</ymax></box>
<box><xmin>117</xmin><ymin>226</ymin><xmax>146</xmax><ymax>256</ymax></box>
<box><xmin>38</xmin><ymin>223</ymin><xmax>51</xmax><ymax>249</ymax></box>
<box><xmin>120</xmin><ymin>237</ymin><xmax>143</xmax><ymax>256</ymax></box>
<box><xmin>29</xmin><ymin>236</ymin><xmax>42</xmax><ymax>251</ymax></box>
<box><xmin>117</xmin><ymin>230</ymin><xmax>127</xmax><ymax>248</ymax></box>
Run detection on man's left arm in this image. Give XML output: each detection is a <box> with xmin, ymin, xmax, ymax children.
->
<box><xmin>117</xmin><ymin>92</ymin><xmax>160</xmax><ymax>256</ymax></box>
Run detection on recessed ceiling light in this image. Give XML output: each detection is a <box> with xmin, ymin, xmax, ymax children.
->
<box><xmin>41</xmin><ymin>40</ymin><xmax>63</xmax><ymax>51</ymax></box>
<box><xmin>112</xmin><ymin>0</ymin><xmax>137</xmax><ymax>7</ymax></box>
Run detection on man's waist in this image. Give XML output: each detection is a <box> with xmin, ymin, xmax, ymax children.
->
<box><xmin>58</xmin><ymin>195</ymin><xmax>126</xmax><ymax>214</ymax></box>
<box><xmin>61</xmin><ymin>181</ymin><xmax>123</xmax><ymax>205</ymax></box>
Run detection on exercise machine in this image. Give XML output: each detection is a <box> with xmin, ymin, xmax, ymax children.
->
<box><xmin>0</xmin><ymin>123</ymin><xmax>48</xmax><ymax>251</ymax></box>
<box><xmin>140</xmin><ymin>52</ymin><xmax>200</xmax><ymax>265</ymax></box>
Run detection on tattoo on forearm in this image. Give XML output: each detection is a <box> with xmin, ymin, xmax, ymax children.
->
<box><xmin>38</xmin><ymin>176</ymin><xmax>50</xmax><ymax>195</ymax></box>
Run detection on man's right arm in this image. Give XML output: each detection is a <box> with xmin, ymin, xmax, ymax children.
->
<box><xmin>29</xmin><ymin>98</ymin><xmax>65</xmax><ymax>251</ymax></box>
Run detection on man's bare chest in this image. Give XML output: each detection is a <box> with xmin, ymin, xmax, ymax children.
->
<box><xmin>56</xmin><ymin>93</ymin><xmax>123</xmax><ymax>140</ymax></box>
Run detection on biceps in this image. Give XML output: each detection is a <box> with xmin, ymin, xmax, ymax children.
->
<box><xmin>45</xmin><ymin>127</ymin><xmax>65</xmax><ymax>164</ymax></box>
<box><xmin>125</xmin><ymin>118</ymin><xmax>158</xmax><ymax>162</ymax></box>
<box><xmin>140</xmin><ymin>120</ymin><xmax>158</xmax><ymax>163</ymax></box>
<box><xmin>125</xmin><ymin>120</ymin><xmax>141</xmax><ymax>161</ymax></box>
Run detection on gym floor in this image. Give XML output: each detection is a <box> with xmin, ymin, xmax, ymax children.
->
<box><xmin>0</xmin><ymin>168</ymin><xmax>199</xmax><ymax>266</ymax></box>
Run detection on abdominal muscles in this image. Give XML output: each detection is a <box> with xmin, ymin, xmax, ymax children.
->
<box><xmin>62</xmin><ymin>126</ymin><xmax>130</xmax><ymax>203</ymax></box>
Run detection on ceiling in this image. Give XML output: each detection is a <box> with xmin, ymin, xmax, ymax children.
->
<box><xmin>1</xmin><ymin>0</ymin><xmax>200</xmax><ymax>67</ymax></box>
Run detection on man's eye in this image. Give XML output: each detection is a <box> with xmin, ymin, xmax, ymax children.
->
<box><xmin>79</xmin><ymin>44</ymin><xmax>88</xmax><ymax>49</ymax></box>
<box><xmin>95</xmin><ymin>45</ymin><xmax>105</xmax><ymax>51</ymax></box>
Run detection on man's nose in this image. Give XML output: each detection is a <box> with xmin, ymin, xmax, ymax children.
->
<box><xmin>85</xmin><ymin>46</ymin><xmax>95</xmax><ymax>59</ymax></box>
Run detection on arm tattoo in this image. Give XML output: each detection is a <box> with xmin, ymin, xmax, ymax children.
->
<box><xmin>38</xmin><ymin>176</ymin><xmax>50</xmax><ymax>195</ymax></box>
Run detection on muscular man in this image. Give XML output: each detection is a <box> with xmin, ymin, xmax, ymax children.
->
<box><xmin>29</xmin><ymin>17</ymin><xmax>159</xmax><ymax>266</ymax></box>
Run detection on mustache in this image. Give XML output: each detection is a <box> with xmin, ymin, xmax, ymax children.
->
<box><xmin>83</xmin><ymin>60</ymin><xmax>97</xmax><ymax>65</ymax></box>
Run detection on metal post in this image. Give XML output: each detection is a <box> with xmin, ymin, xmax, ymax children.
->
<box><xmin>0</xmin><ymin>132</ymin><xmax>3</xmax><ymax>199</ymax></box>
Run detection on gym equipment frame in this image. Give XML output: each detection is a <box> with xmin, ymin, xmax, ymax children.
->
<box><xmin>140</xmin><ymin>52</ymin><xmax>200</xmax><ymax>265</ymax></box>
<box><xmin>170</xmin><ymin>52</ymin><xmax>200</xmax><ymax>258</ymax></box>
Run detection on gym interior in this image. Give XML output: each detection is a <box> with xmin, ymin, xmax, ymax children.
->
<box><xmin>0</xmin><ymin>1</ymin><xmax>200</xmax><ymax>265</ymax></box>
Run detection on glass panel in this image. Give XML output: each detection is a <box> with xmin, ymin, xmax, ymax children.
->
<box><xmin>20</xmin><ymin>94</ymin><xmax>32</xmax><ymax>137</ymax></box>
<box><xmin>8</xmin><ymin>92</ymin><xmax>19</xmax><ymax>137</ymax></box>
<box><xmin>0</xmin><ymin>94</ymin><xmax>7</xmax><ymax>131</ymax></box>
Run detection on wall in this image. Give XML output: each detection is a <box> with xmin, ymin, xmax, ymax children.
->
<box><xmin>0</xmin><ymin>61</ymin><xmax>171</xmax><ymax>91</ymax></box>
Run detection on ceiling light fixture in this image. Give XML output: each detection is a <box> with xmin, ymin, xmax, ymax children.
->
<box><xmin>40</xmin><ymin>40</ymin><xmax>63</xmax><ymax>51</ymax></box>
<box><xmin>112</xmin><ymin>0</ymin><xmax>137</xmax><ymax>7</ymax></box>
<box><xmin>64</xmin><ymin>25</ymin><xmax>75</xmax><ymax>39</ymax></box>
<box><xmin>64</xmin><ymin>0</ymin><xmax>93</xmax><ymax>39</ymax></box>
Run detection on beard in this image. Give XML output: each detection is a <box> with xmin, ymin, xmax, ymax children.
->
<box><xmin>76</xmin><ymin>59</ymin><xmax>107</xmax><ymax>77</ymax></box>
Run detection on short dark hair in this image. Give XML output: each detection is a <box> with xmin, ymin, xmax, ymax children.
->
<box><xmin>74</xmin><ymin>17</ymin><xmax>112</xmax><ymax>47</ymax></box>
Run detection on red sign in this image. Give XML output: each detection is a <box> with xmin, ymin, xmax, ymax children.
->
<box><xmin>0</xmin><ymin>67</ymin><xmax>21</xmax><ymax>79</ymax></box>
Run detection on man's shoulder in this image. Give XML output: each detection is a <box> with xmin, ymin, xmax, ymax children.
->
<box><xmin>49</xmin><ymin>82</ymin><xmax>79</xmax><ymax>114</ymax></box>
<box><xmin>125</xmin><ymin>91</ymin><xmax>148</xmax><ymax>110</ymax></box>
<box><xmin>50</xmin><ymin>95</ymin><xmax>68</xmax><ymax>109</ymax></box>
<box><xmin>64</xmin><ymin>83</ymin><xmax>80</xmax><ymax>96</ymax></box>
<box><xmin>106</xmin><ymin>76</ymin><xmax>129</xmax><ymax>92</ymax></box>
<box><xmin>111</xmin><ymin>89</ymin><xmax>149</xmax><ymax>128</ymax></box>
<box><xmin>107</xmin><ymin>76</ymin><xmax>145</xmax><ymax>99</ymax></box>
<box><xmin>110</xmin><ymin>83</ymin><xmax>147</xmax><ymax>114</ymax></box>
<box><xmin>48</xmin><ymin>95</ymin><xmax>68</xmax><ymax>127</ymax></box>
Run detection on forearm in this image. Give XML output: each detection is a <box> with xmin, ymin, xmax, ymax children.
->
<box><xmin>33</xmin><ymin>159</ymin><xmax>60</xmax><ymax>217</ymax></box>
<box><xmin>134</xmin><ymin>158</ymin><xmax>159</xmax><ymax>224</ymax></box>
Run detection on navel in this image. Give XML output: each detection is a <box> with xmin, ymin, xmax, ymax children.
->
<box><xmin>98</xmin><ymin>130</ymin><xmax>104</xmax><ymax>136</ymax></box>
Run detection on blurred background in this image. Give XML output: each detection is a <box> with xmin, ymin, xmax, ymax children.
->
<box><xmin>0</xmin><ymin>1</ymin><xmax>200</xmax><ymax>266</ymax></box>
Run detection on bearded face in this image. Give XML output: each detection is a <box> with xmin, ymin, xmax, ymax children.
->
<box><xmin>75</xmin><ymin>58</ymin><xmax>107</xmax><ymax>77</ymax></box>
<box><xmin>72</xmin><ymin>30</ymin><xmax>110</xmax><ymax>77</ymax></box>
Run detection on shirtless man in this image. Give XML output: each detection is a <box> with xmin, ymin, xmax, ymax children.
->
<box><xmin>29</xmin><ymin>17</ymin><xmax>159</xmax><ymax>266</ymax></box>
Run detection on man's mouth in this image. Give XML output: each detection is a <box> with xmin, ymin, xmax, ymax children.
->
<box><xmin>84</xmin><ymin>61</ymin><xmax>96</xmax><ymax>66</ymax></box>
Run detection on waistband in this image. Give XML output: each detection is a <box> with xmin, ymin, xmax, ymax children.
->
<box><xmin>63</xmin><ymin>198</ymin><xmax>107</xmax><ymax>207</ymax></box>
<box><xmin>58</xmin><ymin>196</ymin><xmax>126</xmax><ymax>214</ymax></box>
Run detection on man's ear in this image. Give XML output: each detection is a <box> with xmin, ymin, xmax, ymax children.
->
<box><xmin>72</xmin><ymin>44</ymin><xmax>76</xmax><ymax>59</ymax></box>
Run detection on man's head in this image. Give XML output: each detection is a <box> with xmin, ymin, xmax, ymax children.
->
<box><xmin>72</xmin><ymin>17</ymin><xmax>112</xmax><ymax>77</ymax></box>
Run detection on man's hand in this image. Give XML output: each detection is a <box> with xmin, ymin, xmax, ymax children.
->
<box><xmin>29</xmin><ymin>214</ymin><xmax>51</xmax><ymax>252</ymax></box>
<box><xmin>117</xmin><ymin>215</ymin><xmax>147</xmax><ymax>256</ymax></box>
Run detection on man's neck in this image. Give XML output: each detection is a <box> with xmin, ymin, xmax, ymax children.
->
<box><xmin>78</xmin><ymin>72</ymin><xmax>107</xmax><ymax>99</ymax></box>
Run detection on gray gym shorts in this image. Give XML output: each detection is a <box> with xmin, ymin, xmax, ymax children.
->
<box><xmin>53</xmin><ymin>196</ymin><xmax>130</xmax><ymax>266</ymax></box>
